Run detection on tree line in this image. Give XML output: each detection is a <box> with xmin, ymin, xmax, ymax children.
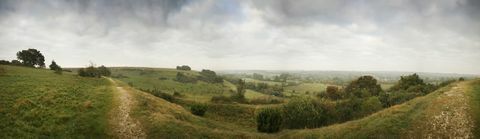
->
<box><xmin>1</xmin><ymin>48</ymin><xmax>111</xmax><ymax>77</ymax></box>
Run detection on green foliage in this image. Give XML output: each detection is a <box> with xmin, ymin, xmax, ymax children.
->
<box><xmin>360</xmin><ymin>97</ymin><xmax>383</xmax><ymax>116</ymax></box>
<box><xmin>16</xmin><ymin>48</ymin><xmax>45</xmax><ymax>67</ymax></box>
<box><xmin>382</xmin><ymin>74</ymin><xmax>439</xmax><ymax>107</ymax></box>
<box><xmin>78</xmin><ymin>65</ymin><xmax>111</xmax><ymax>78</ymax></box>
<box><xmin>256</xmin><ymin>107</ymin><xmax>282</xmax><ymax>133</ymax></box>
<box><xmin>49</xmin><ymin>60</ymin><xmax>62</xmax><ymax>74</ymax></box>
<box><xmin>175</xmin><ymin>72</ymin><xmax>198</xmax><ymax>83</ymax></box>
<box><xmin>0</xmin><ymin>60</ymin><xmax>10</xmax><ymax>65</ymax></box>
<box><xmin>324</xmin><ymin>86</ymin><xmax>342</xmax><ymax>100</ymax></box>
<box><xmin>11</xmin><ymin>60</ymin><xmax>22</xmax><ymax>66</ymax></box>
<box><xmin>141</xmin><ymin>88</ymin><xmax>176</xmax><ymax>103</ymax></box>
<box><xmin>199</xmin><ymin>69</ymin><xmax>223</xmax><ymax>83</ymax></box>
<box><xmin>97</xmin><ymin>65</ymin><xmax>111</xmax><ymax>76</ymax></box>
<box><xmin>283</xmin><ymin>97</ymin><xmax>326</xmax><ymax>129</ymax></box>
<box><xmin>231</xmin><ymin>79</ymin><xmax>246</xmax><ymax>102</ymax></box>
<box><xmin>345</xmin><ymin>76</ymin><xmax>383</xmax><ymax>98</ymax></box>
<box><xmin>176</xmin><ymin>65</ymin><xmax>191</xmax><ymax>71</ymax></box>
<box><xmin>390</xmin><ymin>73</ymin><xmax>425</xmax><ymax>91</ymax></box>
<box><xmin>190</xmin><ymin>103</ymin><xmax>208</xmax><ymax>116</ymax></box>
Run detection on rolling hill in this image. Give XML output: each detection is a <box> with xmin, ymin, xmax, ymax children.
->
<box><xmin>1</xmin><ymin>65</ymin><xmax>479</xmax><ymax>138</ymax></box>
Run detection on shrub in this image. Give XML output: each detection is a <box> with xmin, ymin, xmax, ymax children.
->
<box><xmin>459</xmin><ymin>77</ymin><xmax>465</xmax><ymax>81</ymax></box>
<box><xmin>345</xmin><ymin>76</ymin><xmax>383</xmax><ymax>98</ymax></box>
<box><xmin>78</xmin><ymin>65</ymin><xmax>111</xmax><ymax>77</ymax></box>
<box><xmin>175</xmin><ymin>72</ymin><xmax>197</xmax><ymax>83</ymax></box>
<box><xmin>360</xmin><ymin>96</ymin><xmax>383</xmax><ymax>116</ymax></box>
<box><xmin>256</xmin><ymin>107</ymin><xmax>282</xmax><ymax>133</ymax></box>
<box><xmin>0</xmin><ymin>60</ymin><xmax>10</xmax><ymax>65</ymax></box>
<box><xmin>190</xmin><ymin>103</ymin><xmax>208</xmax><ymax>116</ymax></box>
<box><xmin>283</xmin><ymin>97</ymin><xmax>326</xmax><ymax>129</ymax></box>
<box><xmin>210</xmin><ymin>95</ymin><xmax>233</xmax><ymax>103</ymax></box>
<box><xmin>173</xmin><ymin>91</ymin><xmax>183</xmax><ymax>97</ymax></box>
<box><xmin>141</xmin><ymin>88</ymin><xmax>175</xmax><ymax>103</ymax></box>
<box><xmin>176</xmin><ymin>65</ymin><xmax>191</xmax><ymax>71</ymax></box>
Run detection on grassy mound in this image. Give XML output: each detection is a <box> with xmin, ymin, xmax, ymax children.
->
<box><xmin>0</xmin><ymin>65</ymin><xmax>114</xmax><ymax>138</ymax></box>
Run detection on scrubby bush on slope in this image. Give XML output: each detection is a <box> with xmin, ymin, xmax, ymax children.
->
<box><xmin>256</xmin><ymin>107</ymin><xmax>282</xmax><ymax>133</ymax></box>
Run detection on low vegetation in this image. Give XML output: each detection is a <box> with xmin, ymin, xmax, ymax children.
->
<box><xmin>256</xmin><ymin>107</ymin><xmax>282</xmax><ymax>133</ymax></box>
<box><xmin>0</xmin><ymin>65</ymin><xmax>113</xmax><ymax>138</ymax></box>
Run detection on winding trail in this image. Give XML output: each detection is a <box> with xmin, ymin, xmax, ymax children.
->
<box><xmin>108</xmin><ymin>78</ymin><xmax>146</xmax><ymax>139</ymax></box>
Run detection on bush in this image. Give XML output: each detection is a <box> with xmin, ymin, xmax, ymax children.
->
<box><xmin>256</xmin><ymin>107</ymin><xmax>282</xmax><ymax>133</ymax></box>
<box><xmin>175</xmin><ymin>72</ymin><xmax>198</xmax><ymax>83</ymax></box>
<box><xmin>78</xmin><ymin>65</ymin><xmax>111</xmax><ymax>77</ymax></box>
<box><xmin>210</xmin><ymin>95</ymin><xmax>233</xmax><ymax>103</ymax></box>
<box><xmin>141</xmin><ymin>88</ymin><xmax>176</xmax><ymax>103</ymax></box>
<box><xmin>283</xmin><ymin>97</ymin><xmax>326</xmax><ymax>129</ymax></box>
<box><xmin>190</xmin><ymin>103</ymin><xmax>208</xmax><ymax>116</ymax></box>
<box><xmin>0</xmin><ymin>60</ymin><xmax>10</xmax><ymax>65</ymax></box>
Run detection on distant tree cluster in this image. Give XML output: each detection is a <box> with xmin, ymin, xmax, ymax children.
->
<box><xmin>199</xmin><ymin>69</ymin><xmax>223</xmax><ymax>83</ymax></box>
<box><xmin>176</xmin><ymin>65</ymin><xmax>191</xmax><ymax>71</ymax></box>
<box><xmin>78</xmin><ymin>65</ymin><xmax>111</xmax><ymax>78</ymax></box>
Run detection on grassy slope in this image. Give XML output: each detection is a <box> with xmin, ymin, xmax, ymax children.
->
<box><xmin>117</xmin><ymin>81</ymin><xmax>270</xmax><ymax>138</ymax></box>
<box><xmin>468</xmin><ymin>80</ymin><xmax>480</xmax><ymax>137</ymax></box>
<box><xmin>278</xmin><ymin>80</ymin><xmax>479</xmax><ymax>138</ymax></box>
<box><xmin>111</xmin><ymin>67</ymin><xmax>226</xmax><ymax>102</ymax></box>
<box><xmin>0</xmin><ymin>65</ymin><xmax>114</xmax><ymax>138</ymax></box>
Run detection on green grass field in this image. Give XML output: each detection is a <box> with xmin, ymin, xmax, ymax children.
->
<box><xmin>0</xmin><ymin>65</ymin><xmax>114</xmax><ymax>138</ymax></box>
<box><xmin>468</xmin><ymin>80</ymin><xmax>480</xmax><ymax>137</ymax></box>
<box><xmin>110</xmin><ymin>67</ymin><xmax>227</xmax><ymax>102</ymax></box>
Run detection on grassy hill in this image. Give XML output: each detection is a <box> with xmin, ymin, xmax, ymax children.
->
<box><xmin>278</xmin><ymin>80</ymin><xmax>480</xmax><ymax>138</ymax></box>
<box><xmin>2</xmin><ymin>65</ymin><xmax>478</xmax><ymax>138</ymax></box>
<box><xmin>0</xmin><ymin>65</ymin><xmax>114</xmax><ymax>138</ymax></box>
<box><xmin>110</xmin><ymin>67</ymin><xmax>228</xmax><ymax>102</ymax></box>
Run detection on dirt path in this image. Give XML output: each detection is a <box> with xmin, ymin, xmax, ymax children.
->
<box><xmin>421</xmin><ymin>82</ymin><xmax>475</xmax><ymax>138</ymax></box>
<box><xmin>108</xmin><ymin>79</ymin><xmax>146</xmax><ymax>139</ymax></box>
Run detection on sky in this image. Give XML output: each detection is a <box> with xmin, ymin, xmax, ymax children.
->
<box><xmin>0</xmin><ymin>0</ymin><xmax>479</xmax><ymax>74</ymax></box>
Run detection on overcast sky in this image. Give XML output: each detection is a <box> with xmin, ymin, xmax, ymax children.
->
<box><xmin>0</xmin><ymin>0</ymin><xmax>479</xmax><ymax>74</ymax></box>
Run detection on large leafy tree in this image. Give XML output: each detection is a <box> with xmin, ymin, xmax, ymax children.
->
<box><xmin>16</xmin><ymin>48</ymin><xmax>45</xmax><ymax>67</ymax></box>
<box><xmin>344</xmin><ymin>76</ymin><xmax>383</xmax><ymax>98</ymax></box>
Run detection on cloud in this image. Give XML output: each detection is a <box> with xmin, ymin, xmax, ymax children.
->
<box><xmin>0</xmin><ymin>0</ymin><xmax>479</xmax><ymax>74</ymax></box>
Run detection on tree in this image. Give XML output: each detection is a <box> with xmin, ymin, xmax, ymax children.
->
<box><xmin>390</xmin><ymin>73</ymin><xmax>425</xmax><ymax>91</ymax></box>
<box><xmin>16</xmin><ymin>48</ymin><xmax>45</xmax><ymax>67</ymax></box>
<box><xmin>11</xmin><ymin>60</ymin><xmax>22</xmax><ymax>65</ymax></box>
<box><xmin>199</xmin><ymin>69</ymin><xmax>223</xmax><ymax>83</ymax></box>
<box><xmin>0</xmin><ymin>60</ymin><xmax>10</xmax><ymax>65</ymax></box>
<box><xmin>49</xmin><ymin>60</ymin><xmax>62</xmax><ymax>71</ymax></box>
<box><xmin>176</xmin><ymin>65</ymin><xmax>191</xmax><ymax>71</ymax></box>
<box><xmin>360</xmin><ymin>97</ymin><xmax>383</xmax><ymax>116</ymax></box>
<box><xmin>256</xmin><ymin>107</ymin><xmax>282</xmax><ymax>133</ymax></box>
<box><xmin>232</xmin><ymin>79</ymin><xmax>246</xmax><ymax>102</ymax></box>
<box><xmin>325</xmin><ymin>86</ymin><xmax>342</xmax><ymax>100</ymax></box>
<box><xmin>97</xmin><ymin>65</ymin><xmax>111</xmax><ymax>76</ymax></box>
<box><xmin>344</xmin><ymin>76</ymin><xmax>383</xmax><ymax>98</ymax></box>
